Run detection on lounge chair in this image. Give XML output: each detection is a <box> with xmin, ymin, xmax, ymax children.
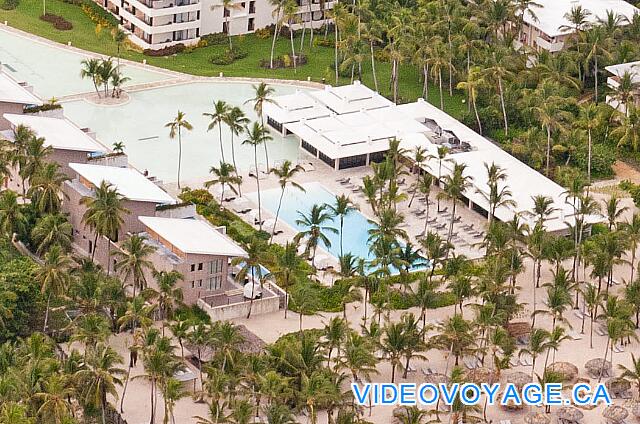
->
<box><xmin>453</xmin><ymin>216</ymin><xmax>461</xmax><ymax>223</ymax></box>
<box><xmin>336</xmin><ymin>177</ymin><xmax>348</xmax><ymax>183</ymax></box>
<box><xmin>463</xmin><ymin>223</ymin><xmax>474</xmax><ymax>230</ymax></box>
<box><xmin>339</xmin><ymin>178</ymin><xmax>351</xmax><ymax>185</ymax></box>
<box><xmin>421</xmin><ymin>367</ymin><xmax>433</xmax><ymax>377</ymax></box>
<box><xmin>414</xmin><ymin>209</ymin><xmax>426</xmax><ymax>216</ymax></box>
<box><xmin>439</xmin><ymin>207</ymin><xmax>448</xmax><ymax>213</ymax></box>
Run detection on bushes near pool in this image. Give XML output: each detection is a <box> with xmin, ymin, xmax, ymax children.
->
<box><xmin>39</xmin><ymin>13</ymin><xmax>73</xmax><ymax>30</ymax></box>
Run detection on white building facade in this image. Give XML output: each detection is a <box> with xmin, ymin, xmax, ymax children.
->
<box><xmin>99</xmin><ymin>0</ymin><xmax>333</xmax><ymax>50</ymax></box>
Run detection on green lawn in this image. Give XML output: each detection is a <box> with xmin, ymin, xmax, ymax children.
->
<box><xmin>0</xmin><ymin>0</ymin><xmax>466</xmax><ymax>117</ymax></box>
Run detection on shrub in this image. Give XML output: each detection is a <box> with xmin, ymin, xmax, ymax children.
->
<box><xmin>254</xmin><ymin>27</ymin><xmax>272</xmax><ymax>39</ymax></box>
<box><xmin>144</xmin><ymin>43</ymin><xmax>185</xmax><ymax>56</ymax></box>
<box><xmin>1</xmin><ymin>0</ymin><xmax>19</xmax><ymax>11</ymax></box>
<box><xmin>39</xmin><ymin>13</ymin><xmax>73</xmax><ymax>30</ymax></box>
<box><xmin>210</xmin><ymin>47</ymin><xmax>248</xmax><ymax>65</ymax></box>
<box><xmin>201</xmin><ymin>32</ymin><xmax>228</xmax><ymax>45</ymax></box>
<box><xmin>288</xmin><ymin>279</ymin><xmax>351</xmax><ymax>313</ymax></box>
<box><xmin>259</xmin><ymin>54</ymin><xmax>308</xmax><ymax>69</ymax></box>
<box><xmin>81</xmin><ymin>2</ymin><xmax>117</xmax><ymax>28</ymax></box>
<box><xmin>24</xmin><ymin>103</ymin><xmax>63</xmax><ymax>114</ymax></box>
<box><xmin>620</xmin><ymin>179</ymin><xmax>640</xmax><ymax>208</ymax></box>
<box><xmin>573</xmin><ymin>143</ymin><xmax>616</xmax><ymax>179</ymax></box>
<box><xmin>313</xmin><ymin>38</ymin><xmax>334</xmax><ymax>48</ymax></box>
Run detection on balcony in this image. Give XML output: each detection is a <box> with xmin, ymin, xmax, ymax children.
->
<box><xmin>128</xmin><ymin>0</ymin><xmax>200</xmax><ymax>17</ymax></box>
<box><xmin>535</xmin><ymin>36</ymin><xmax>564</xmax><ymax>53</ymax></box>
<box><xmin>120</xmin><ymin>6</ymin><xmax>199</xmax><ymax>34</ymax></box>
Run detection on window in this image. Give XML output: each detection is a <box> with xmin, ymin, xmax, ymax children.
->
<box><xmin>249</xmin><ymin>0</ymin><xmax>255</xmax><ymax>13</ymax></box>
<box><xmin>191</xmin><ymin>281</ymin><xmax>195</xmax><ymax>288</ymax></box>
<box><xmin>208</xmin><ymin>275</ymin><xmax>222</xmax><ymax>290</ymax></box>
<box><xmin>248</xmin><ymin>17</ymin><xmax>254</xmax><ymax>31</ymax></box>
<box><xmin>318</xmin><ymin>151</ymin><xmax>335</xmax><ymax>168</ymax></box>
<box><xmin>208</xmin><ymin>259</ymin><xmax>223</xmax><ymax>274</ymax></box>
<box><xmin>301</xmin><ymin>140</ymin><xmax>317</xmax><ymax>156</ymax></box>
<box><xmin>190</xmin><ymin>264</ymin><xmax>195</xmax><ymax>272</ymax></box>
<box><xmin>197</xmin><ymin>279</ymin><xmax>202</xmax><ymax>287</ymax></box>
<box><xmin>222</xmin><ymin>21</ymin><xmax>229</xmax><ymax>34</ymax></box>
<box><xmin>88</xmin><ymin>240</ymin><xmax>93</xmax><ymax>254</ymax></box>
<box><xmin>223</xmin><ymin>8</ymin><xmax>230</xmax><ymax>17</ymax></box>
<box><xmin>198</xmin><ymin>263</ymin><xmax>203</xmax><ymax>271</ymax></box>
<box><xmin>338</xmin><ymin>154</ymin><xmax>366</xmax><ymax>170</ymax></box>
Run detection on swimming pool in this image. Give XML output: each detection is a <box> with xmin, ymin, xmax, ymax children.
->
<box><xmin>62</xmin><ymin>82</ymin><xmax>304</xmax><ymax>183</ymax></box>
<box><xmin>0</xmin><ymin>28</ymin><xmax>169</xmax><ymax>98</ymax></box>
<box><xmin>254</xmin><ymin>182</ymin><xmax>429</xmax><ymax>271</ymax></box>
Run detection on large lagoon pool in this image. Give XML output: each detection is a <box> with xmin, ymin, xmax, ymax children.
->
<box><xmin>255</xmin><ymin>182</ymin><xmax>429</xmax><ymax>271</ymax></box>
<box><xmin>62</xmin><ymin>82</ymin><xmax>303</xmax><ymax>183</ymax></box>
<box><xmin>0</xmin><ymin>28</ymin><xmax>170</xmax><ymax>98</ymax></box>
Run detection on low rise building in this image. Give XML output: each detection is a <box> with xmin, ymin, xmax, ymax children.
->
<box><xmin>605</xmin><ymin>61</ymin><xmax>640</xmax><ymax>113</ymax></box>
<box><xmin>100</xmin><ymin>0</ymin><xmax>333</xmax><ymax>50</ymax></box>
<box><xmin>517</xmin><ymin>0</ymin><xmax>638</xmax><ymax>52</ymax></box>
<box><xmin>0</xmin><ymin>70</ymin><xmax>42</xmax><ymax>130</ymax></box>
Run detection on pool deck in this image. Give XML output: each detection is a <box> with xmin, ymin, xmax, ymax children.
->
<box><xmin>166</xmin><ymin>152</ymin><xmax>488</xmax><ymax>279</ymax></box>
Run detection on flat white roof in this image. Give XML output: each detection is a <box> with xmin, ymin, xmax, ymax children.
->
<box><xmin>262</xmin><ymin>91</ymin><xmax>332</xmax><ymax>125</ymax></box>
<box><xmin>69</xmin><ymin>163</ymin><xmax>176</xmax><ymax>204</ymax></box>
<box><xmin>606</xmin><ymin>61</ymin><xmax>640</xmax><ymax>83</ymax></box>
<box><xmin>4</xmin><ymin>114</ymin><xmax>106</xmax><ymax>152</ymax></box>
<box><xmin>396</xmin><ymin>100</ymin><xmax>598</xmax><ymax>232</ymax></box>
<box><xmin>523</xmin><ymin>0</ymin><xmax>639</xmax><ymax>37</ymax></box>
<box><xmin>308</xmin><ymin>83</ymin><xmax>394</xmax><ymax>114</ymax></box>
<box><xmin>0</xmin><ymin>72</ymin><xmax>42</xmax><ymax>106</ymax></box>
<box><xmin>139</xmin><ymin>216</ymin><xmax>247</xmax><ymax>257</ymax></box>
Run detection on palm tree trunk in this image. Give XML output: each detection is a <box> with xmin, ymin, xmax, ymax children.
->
<box><xmin>370</xmin><ymin>41</ymin><xmax>378</xmax><ymax>92</ymax></box>
<box><xmin>247</xmin><ymin>267</ymin><xmax>255</xmax><ymax>319</ymax></box>
<box><xmin>270</xmin><ymin>187</ymin><xmax>285</xmax><ymax>243</ymax></box>
<box><xmin>218</xmin><ymin>125</ymin><xmax>225</xmax><ymax>162</ymax></box>
<box><xmin>438</xmin><ymin>71</ymin><xmax>444</xmax><ymax>110</ymax></box>
<box><xmin>498</xmin><ymin>77</ymin><xmax>508</xmax><ymax>135</ymax></box>
<box><xmin>230</xmin><ymin>133</ymin><xmax>241</xmax><ymax>196</ymax></box>
<box><xmin>545</xmin><ymin>124</ymin><xmax>552</xmax><ymax>175</ymax></box>
<box><xmin>43</xmin><ymin>292</ymin><xmax>51</xmax><ymax>332</ymax></box>
<box><xmin>334</xmin><ymin>24</ymin><xmax>339</xmax><ymax>83</ymax></box>
<box><xmin>339</xmin><ymin>217</ymin><xmax>344</xmax><ymax>258</ymax></box>
<box><xmin>270</xmin><ymin>20</ymin><xmax>279</xmax><ymax>69</ymax></box>
<box><xmin>177</xmin><ymin>130</ymin><xmax>182</xmax><ymax>189</ymax></box>
<box><xmin>254</xmin><ymin>145</ymin><xmax>262</xmax><ymax>231</ymax></box>
<box><xmin>472</xmin><ymin>95</ymin><xmax>482</xmax><ymax>135</ymax></box>
<box><xmin>120</xmin><ymin>364</ymin><xmax>132</xmax><ymax>413</ymax></box>
<box><xmin>260</xmin><ymin>115</ymin><xmax>270</xmax><ymax>172</ymax></box>
<box><xmin>290</xmin><ymin>24</ymin><xmax>297</xmax><ymax>72</ymax></box>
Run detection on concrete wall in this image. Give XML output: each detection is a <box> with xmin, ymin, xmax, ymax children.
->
<box><xmin>0</xmin><ymin>103</ymin><xmax>24</xmax><ymax>130</ymax></box>
<box><xmin>49</xmin><ymin>149</ymin><xmax>91</xmax><ymax>179</ymax></box>
<box><xmin>197</xmin><ymin>295</ymin><xmax>280</xmax><ymax>321</ymax></box>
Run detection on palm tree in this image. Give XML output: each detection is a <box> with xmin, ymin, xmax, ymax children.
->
<box><xmin>604</xmin><ymin>195</ymin><xmax>628</xmax><ymax>230</ymax></box>
<box><xmin>0</xmin><ymin>190</ymin><xmax>22</xmax><ymax>237</ymax></box>
<box><xmin>224</xmin><ymin>107</ymin><xmax>250</xmax><ymax>195</ymax></box>
<box><xmin>233</xmin><ymin>236</ymin><xmax>268</xmax><ymax>319</ymax></box>
<box><xmin>618</xmin><ymin>354</ymin><xmax>640</xmax><ymax>394</ymax></box>
<box><xmin>165</xmin><ymin>111</ymin><xmax>193</xmax><ymax>189</ymax></box>
<box><xmin>381</xmin><ymin>321</ymin><xmax>406</xmax><ymax>383</ymax></box>
<box><xmin>268</xmin><ymin>0</ymin><xmax>287</xmax><ymax>69</ymax></box>
<box><xmin>577</xmin><ymin>103</ymin><xmax>603</xmax><ymax>184</ymax></box>
<box><xmin>456</xmin><ymin>66</ymin><xmax>485</xmax><ymax>134</ymax></box>
<box><xmin>31</xmin><ymin>213</ymin><xmax>73</xmax><ymax>255</ymax></box>
<box><xmin>81</xmin><ymin>180</ymin><xmax>129</xmax><ymax>269</ymax></box>
<box><xmin>437</xmin><ymin>163</ymin><xmax>473</xmax><ymax>244</ymax></box>
<box><xmin>393</xmin><ymin>406</ymin><xmax>429</xmax><ymax>424</ymax></box>
<box><xmin>479</xmin><ymin>162</ymin><xmax>515</xmax><ymax>225</ymax></box>
<box><xmin>294</xmin><ymin>203</ymin><xmax>338</xmax><ymax>265</ymax></box>
<box><xmin>217</xmin><ymin>0</ymin><xmax>243</xmax><ymax>50</ymax></box>
<box><xmin>112</xmin><ymin>141</ymin><xmax>125</xmax><ymax>154</ymax></box>
<box><xmin>267</xmin><ymin>241</ymin><xmax>307</xmax><ymax>319</ymax></box>
<box><xmin>33</xmin><ymin>373</ymin><xmax>74</xmax><ymax>423</ymax></box>
<box><xmin>154</xmin><ymin>270</ymin><xmax>184</xmax><ymax>333</ymax></box>
<box><xmin>37</xmin><ymin>245</ymin><xmax>73</xmax><ymax>333</ymax></box>
<box><xmin>245</xmin><ymin>83</ymin><xmax>277</xmax><ymax>170</ymax></box>
<box><xmin>75</xmin><ymin>343</ymin><xmax>125</xmax><ymax>424</ymax></box>
<box><xmin>269</xmin><ymin>160</ymin><xmax>305</xmax><ymax>241</ymax></box>
<box><xmin>27</xmin><ymin>162</ymin><xmax>68</xmax><ymax>214</ymax></box>
<box><xmin>203</xmin><ymin>100</ymin><xmax>230</xmax><ymax>162</ymax></box>
<box><xmin>327</xmin><ymin>194</ymin><xmax>358</xmax><ymax>257</ymax></box>
<box><xmin>579</xmin><ymin>26</ymin><xmax>612</xmax><ymax>103</ymax></box>
<box><xmin>614</xmin><ymin>105</ymin><xmax>640</xmax><ymax>151</ymax></box>
<box><xmin>242</xmin><ymin>122</ymin><xmax>272</xmax><ymax>230</ymax></box>
<box><xmin>622</xmin><ymin>213</ymin><xmax>640</xmax><ymax>282</ymax></box>
<box><xmin>118</xmin><ymin>295</ymin><xmax>155</xmax><ymax>333</ymax></box>
<box><xmin>163</xmin><ymin>378</ymin><xmax>186</xmax><ymax>424</ymax></box>
<box><xmin>519</xmin><ymin>328</ymin><xmax>550</xmax><ymax>377</ymax></box>
<box><xmin>111</xmin><ymin>27</ymin><xmax>127</xmax><ymax>64</ymax></box>
<box><xmin>80</xmin><ymin>58</ymin><xmax>103</xmax><ymax>97</ymax></box>
<box><xmin>205</xmin><ymin>161</ymin><xmax>242</xmax><ymax>204</ymax></box>
<box><xmin>113</xmin><ymin>234</ymin><xmax>156</xmax><ymax>296</ymax></box>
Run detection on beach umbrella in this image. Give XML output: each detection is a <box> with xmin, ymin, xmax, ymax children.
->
<box><xmin>631</xmin><ymin>401</ymin><xmax>640</xmax><ymax>417</ymax></box>
<box><xmin>524</xmin><ymin>412</ymin><xmax>550</xmax><ymax>424</ymax></box>
<box><xmin>464</xmin><ymin>367</ymin><xmax>498</xmax><ymax>385</ymax></box>
<box><xmin>423</xmin><ymin>373</ymin><xmax>448</xmax><ymax>385</ymax></box>
<box><xmin>546</xmin><ymin>362</ymin><xmax>579</xmax><ymax>384</ymax></box>
<box><xmin>605</xmin><ymin>377</ymin><xmax>631</xmax><ymax>397</ymax></box>
<box><xmin>556</xmin><ymin>406</ymin><xmax>584</xmax><ymax>422</ymax></box>
<box><xmin>585</xmin><ymin>358</ymin><xmax>612</xmax><ymax>378</ymax></box>
<box><xmin>602</xmin><ymin>405</ymin><xmax>629</xmax><ymax>423</ymax></box>
<box><xmin>505</xmin><ymin>371</ymin><xmax>532</xmax><ymax>389</ymax></box>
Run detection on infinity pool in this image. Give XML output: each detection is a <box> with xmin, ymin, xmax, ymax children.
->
<box><xmin>0</xmin><ymin>28</ymin><xmax>169</xmax><ymax>98</ymax></box>
<box><xmin>255</xmin><ymin>182</ymin><xmax>429</xmax><ymax>271</ymax></box>
<box><xmin>62</xmin><ymin>82</ymin><xmax>303</xmax><ymax>183</ymax></box>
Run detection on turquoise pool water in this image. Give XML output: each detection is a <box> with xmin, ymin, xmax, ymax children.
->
<box><xmin>62</xmin><ymin>82</ymin><xmax>303</xmax><ymax>183</ymax></box>
<box><xmin>255</xmin><ymin>182</ymin><xmax>429</xmax><ymax>271</ymax></box>
<box><xmin>0</xmin><ymin>28</ymin><xmax>169</xmax><ymax>98</ymax></box>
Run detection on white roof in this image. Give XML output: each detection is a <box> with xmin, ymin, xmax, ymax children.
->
<box><xmin>396</xmin><ymin>100</ymin><xmax>600</xmax><ymax>232</ymax></box>
<box><xmin>523</xmin><ymin>0</ymin><xmax>639</xmax><ymax>38</ymax></box>
<box><xmin>263</xmin><ymin>91</ymin><xmax>331</xmax><ymax>124</ymax></box>
<box><xmin>307</xmin><ymin>82</ymin><xmax>394</xmax><ymax>114</ymax></box>
<box><xmin>606</xmin><ymin>61</ymin><xmax>640</xmax><ymax>83</ymax></box>
<box><xmin>139</xmin><ymin>216</ymin><xmax>247</xmax><ymax>257</ymax></box>
<box><xmin>0</xmin><ymin>72</ymin><xmax>42</xmax><ymax>106</ymax></box>
<box><xmin>69</xmin><ymin>163</ymin><xmax>176</xmax><ymax>204</ymax></box>
<box><xmin>4</xmin><ymin>114</ymin><xmax>106</xmax><ymax>152</ymax></box>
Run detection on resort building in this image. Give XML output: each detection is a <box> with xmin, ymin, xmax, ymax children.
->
<box><xmin>605</xmin><ymin>61</ymin><xmax>640</xmax><ymax>113</ymax></box>
<box><xmin>62</xmin><ymin>162</ymin><xmax>177</xmax><ymax>271</ymax></box>
<box><xmin>2</xmin><ymin>114</ymin><xmax>108</xmax><ymax>178</ymax></box>
<box><xmin>0</xmin><ymin>70</ymin><xmax>42</xmax><ymax>131</ymax></box>
<box><xmin>100</xmin><ymin>0</ymin><xmax>333</xmax><ymax>50</ymax></box>
<box><xmin>137</xmin><ymin>216</ymin><xmax>248</xmax><ymax>305</ymax></box>
<box><xmin>265</xmin><ymin>81</ymin><xmax>599</xmax><ymax>233</ymax></box>
<box><xmin>517</xmin><ymin>0</ymin><xmax>638</xmax><ymax>52</ymax></box>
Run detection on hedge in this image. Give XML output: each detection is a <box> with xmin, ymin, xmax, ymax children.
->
<box><xmin>40</xmin><ymin>13</ymin><xmax>73</xmax><ymax>30</ymax></box>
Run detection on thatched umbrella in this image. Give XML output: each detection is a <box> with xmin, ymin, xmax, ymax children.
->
<box><xmin>585</xmin><ymin>358</ymin><xmax>612</xmax><ymax>378</ymax></box>
<box><xmin>602</xmin><ymin>405</ymin><xmax>629</xmax><ymax>423</ymax></box>
<box><xmin>505</xmin><ymin>371</ymin><xmax>532</xmax><ymax>389</ymax></box>
<box><xmin>547</xmin><ymin>362</ymin><xmax>579</xmax><ymax>384</ymax></box>
<box><xmin>423</xmin><ymin>373</ymin><xmax>448</xmax><ymax>385</ymax></box>
<box><xmin>605</xmin><ymin>377</ymin><xmax>631</xmax><ymax>397</ymax></box>
<box><xmin>506</xmin><ymin>321</ymin><xmax>532</xmax><ymax>344</ymax></box>
<box><xmin>524</xmin><ymin>412</ymin><xmax>550</xmax><ymax>424</ymax></box>
<box><xmin>556</xmin><ymin>406</ymin><xmax>584</xmax><ymax>422</ymax></box>
<box><xmin>465</xmin><ymin>367</ymin><xmax>498</xmax><ymax>385</ymax></box>
<box><xmin>631</xmin><ymin>401</ymin><xmax>640</xmax><ymax>417</ymax></box>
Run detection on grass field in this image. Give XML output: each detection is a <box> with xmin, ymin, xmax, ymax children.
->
<box><xmin>0</xmin><ymin>0</ymin><xmax>467</xmax><ymax>117</ymax></box>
